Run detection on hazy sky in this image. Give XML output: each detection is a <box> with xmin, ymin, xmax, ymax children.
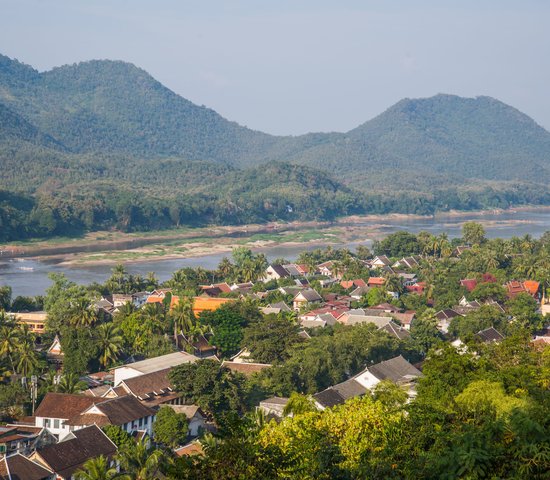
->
<box><xmin>1</xmin><ymin>0</ymin><xmax>549</xmax><ymax>135</ymax></box>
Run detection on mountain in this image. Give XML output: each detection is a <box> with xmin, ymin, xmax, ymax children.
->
<box><xmin>1</xmin><ymin>53</ymin><xmax>550</xmax><ymax>240</ymax></box>
<box><xmin>1</xmin><ymin>54</ymin><xmax>549</xmax><ymax>189</ymax></box>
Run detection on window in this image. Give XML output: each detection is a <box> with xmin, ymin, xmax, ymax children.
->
<box><xmin>53</xmin><ymin>419</ymin><xmax>60</xmax><ymax>429</ymax></box>
<box><xmin>43</xmin><ymin>419</ymin><xmax>50</xmax><ymax>428</ymax></box>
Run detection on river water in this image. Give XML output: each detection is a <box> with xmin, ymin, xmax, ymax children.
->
<box><xmin>2</xmin><ymin>209</ymin><xmax>550</xmax><ymax>297</ymax></box>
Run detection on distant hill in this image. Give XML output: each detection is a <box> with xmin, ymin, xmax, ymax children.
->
<box><xmin>1</xmin><ymin>53</ymin><xmax>550</xmax><ymax>240</ymax></box>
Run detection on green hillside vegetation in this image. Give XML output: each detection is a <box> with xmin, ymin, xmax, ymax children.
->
<box><xmin>1</xmin><ymin>53</ymin><xmax>550</xmax><ymax>241</ymax></box>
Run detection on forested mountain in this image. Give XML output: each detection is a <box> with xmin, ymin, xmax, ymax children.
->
<box><xmin>1</xmin><ymin>53</ymin><xmax>550</xmax><ymax>240</ymax></box>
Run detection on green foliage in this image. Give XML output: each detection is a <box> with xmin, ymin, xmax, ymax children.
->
<box><xmin>462</xmin><ymin>221</ymin><xmax>486</xmax><ymax>245</ymax></box>
<box><xmin>169</xmin><ymin>359</ymin><xmax>246</xmax><ymax>422</ymax></box>
<box><xmin>153</xmin><ymin>406</ymin><xmax>189</xmax><ymax>447</ymax></box>
<box><xmin>373</xmin><ymin>231</ymin><xmax>421</xmax><ymax>257</ymax></box>
<box><xmin>102</xmin><ymin>424</ymin><xmax>135</xmax><ymax>449</ymax></box>
<box><xmin>242</xmin><ymin>314</ymin><xmax>301</xmax><ymax>364</ymax></box>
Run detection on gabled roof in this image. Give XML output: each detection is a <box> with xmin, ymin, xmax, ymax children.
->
<box><xmin>373</xmin><ymin>255</ymin><xmax>391</xmax><ymax>266</ymax></box>
<box><xmin>368</xmin><ymin>355</ymin><xmax>422</xmax><ymax>383</ymax></box>
<box><xmin>120</xmin><ymin>368</ymin><xmax>173</xmax><ymax>399</ymax></box>
<box><xmin>380</xmin><ymin>321</ymin><xmax>411</xmax><ymax>340</ymax></box>
<box><xmin>294</xmin><ymin>289</ymin><xmax>323</xmax><ymax>302</ymax></box>
<box><xmin>435</xmin><ymin>309</ymin><xmax>461</xmax><ymax>320</ymax></box>
<box><xmin>367</xmin><ymin>277</ymin><xmax>386</xmax><ymax>286</ymax></box>
<box><xmin>331</xmin><ymin>378</ymin><xmax>367</xmax><ymax>400</ymax></box>
<box><xmin>35</xmin><ymin>425</ymin><xmax>117</xmax><ymax>479</ymax></box>
<box><xmin>313</xmin><ymin>388</ymin><xmax>345</xmax><ymax>408</ymax></box>
<box><xmin>476</xmin><ymin>327</ymin><xmax>505</xmax><ymax>343</ymax></box>
<box><xmin>0</xmin><ymin>454</ymin><xmax>53</xmax><ymax>480</ymax></box>
<box><xmin>67</xmin><ymin>395</ymin><xmax>155</xmax><ymax>427</ymax></box>
<box><xmin>269</xmin><ymin>301</ymin><xmax>291</xmax><ymax>312</ymax></box>
<box><xmin>268</xmin><ymin>264</ymin><xmax>290</xmax><ymax>278</ymax></box>
<box><xmin>34</xmin><ymin>393</ymin><xmax>103</xmax><ymax>420</ymax></box>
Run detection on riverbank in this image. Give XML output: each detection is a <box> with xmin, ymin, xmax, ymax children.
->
<box><xmin>2</xmin><ymin>206</ymin><xmax>549</xmax><ymax>267</ymax></box>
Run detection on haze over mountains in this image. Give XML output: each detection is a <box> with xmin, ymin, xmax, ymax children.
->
<box><xmin>1</xmin><ymin>53</ymin><xmax>549</xmax><ymax>240</ymax></box>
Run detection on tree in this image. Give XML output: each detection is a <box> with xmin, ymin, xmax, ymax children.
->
<box><xmin>282</xmin><ymin>392</ymin><xmax>316</xmax><ymax>416</ymax></box>
<box><xmin>153</xmin><ymin>406</ymin><xmax>189</xmax><ymax>447</ymax></box>
<box><xmin>470</xmin><ymin>282</ymin><xmax>507</xmax><ymax>302</ymax></box>
<box><xmin>15</xmin><ymin>338</ymin><xmax>39</xmax><ymax>377</ymax></box>
<box><xmin>68</xmin><ymin>298</ymin><xmax>97</xmax><ymax>329</ymax></box>
<box><xmin>58</xmin><ymin>372</ymin><xmax>88</xmax><ymax>393</ymax></box>
<box><xmin>408</xmin><ymin>309</ymin><xmax>442</xmax><ymax>357</ymax></box>
<box><xmin>462</xmin><ymin>221</ymin><xmax>486</xmax><ymax>245</ymax></box>
<box><xmin>0</xmin><ymin>286</ymin><xmax>12</xmax><ymax>310</ymax></box>
<box><xmin>103</xmin><ymin>425</ymin><xmax>135</xmax><ymax>450</ymax></box>
<box><xmin>0</xmin><ymin>325</ymin><xmax>20</xmax><ymax>373</ymax></box>
<box><xmin>117</xmin><ymin>439</ymin><xmax>164</xmax><ymax>480</ymax></box>
<box><xmin>373</xmin><ymin>231</ymin><xmax>421</xmax><ymax>257</ymax></box>
<box><xmin>242</xmin><ymin>315</ymin><xmax>300</xmax><ymax>364</ymax></box>
<box><xmin>74</xmin><ymin>455</ymin><xmax>119</xmax><ymax>480</ymax></box>
<box><xmin>170</xmin><ymin>296</ymin><xmax>196</xmax><ymax>344</ymax></box>
<box><xmin>96</xmin><ymin>323</ymin><xmax>123</xmax><ymax>368</ymax></box>
<box><xmin>199</xmin><ymin>303</ymin><xmax>247</xmax><ymax>357</ymax></box>
<box><xmin>169</xmin><ymin>360</ymin><xmax>246</xmax><ymax>421</ymax></box>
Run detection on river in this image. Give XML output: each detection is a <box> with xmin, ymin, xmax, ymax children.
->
<box><xmin>2</xmin><ymin>209</ymin><xmax>550</xmax><ymax>297</ymax></box>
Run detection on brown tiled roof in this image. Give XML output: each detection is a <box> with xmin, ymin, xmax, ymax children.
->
<box><xmin>121</xmin><ymin>368</ymin><xmax>173</xmax><ymax>398</ymax></box>
<box><xmin>35</xmin><ymin>425</ymin><xmax>117</xmax><ymax>479</ymax></box>
<box><xmin>175</xmin><ymin>442</ymin><xmax>204</xmax><ymax>457</ymax></box>
<box><xmin>1</xmin><ymin>454</ymin><xmax>53</xmax><ymax>480</ymax></box>
<box><xmin>67</xmin><ymin>396</ymin><xmax>155</xmax><ymax>427</ymax></box>
<box><xmin>34</xmin><ymin>393</ymin><xmax>103</xmax><ymax>420</ymax></box>
<box><xmin>221</xmin><ymin>361</ymin><xmax>271</xmax><ymax>377</ymax></box>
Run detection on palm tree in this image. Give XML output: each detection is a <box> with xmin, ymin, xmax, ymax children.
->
<box><xmin>0</xmin><ymin>325</ymin><xmax>20</xmax><ymax>373</ymax></box>
<box><xmin>15</xmin><ymin>339</ymin><xmax>39</xmax><ymax>377</ymax></box>
<box><xmin>96</xmin><ymin>323</ymin><xmax>124</xmax><ymax>368</ymax></box>
<box><xmin>69</xmin><ymin>298</ymin><xmax>97</xmax><ymax>328</ymax></box>
<box><xmin>75</xmin><ymin>455</ymin><xmax>120</xmax><ymax>480</ymax></box>
<box><xmin>117</xmin><ymin>440</ymin><xmax>164</xmax><ymax>480</ymax></box>
<box><xmin>216</xmin><ymin>257</ymin><xmax>234</xmax><ymax>280</ymax></box>
<box><xmin>139</xmin><ymin>303</ymin><xmax>165</xmax><ymax>333</ymax></box>
<box><xmin>58</xmin><ymin>372</ymin><xmax>88</xmax><ymax>393</ymax></box>
<box><xmin>170</xmin><ymin>296</ymin><xmax>196</xmax><ymax>344</ymax></box>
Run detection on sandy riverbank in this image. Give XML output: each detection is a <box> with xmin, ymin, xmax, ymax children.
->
<box><xmin>3</xmin><ymin>205</ymin><xmax>549</xmax><ymax>267</ymax></box>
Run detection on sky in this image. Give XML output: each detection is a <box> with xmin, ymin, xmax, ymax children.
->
<box><xmin>1</xmin><ymin>0</ymin><xmax>549</xmax><ymax>135</ymax></box>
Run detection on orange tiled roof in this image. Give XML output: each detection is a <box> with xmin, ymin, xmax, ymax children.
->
<box><xmin>523</xmin><ymin>280</ymin><xmax>540</xmax><ymax>296</ymax></box>
<box><xmin>368</xmin><ymin>277</ymin><xmax>386</xmax><ymax>286</ymax></box>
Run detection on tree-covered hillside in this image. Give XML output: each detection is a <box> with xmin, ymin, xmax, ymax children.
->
<box><xmin>1</xmin><ymin>53</ymin><xmax>550</xmax><ymax>241</ymax></box>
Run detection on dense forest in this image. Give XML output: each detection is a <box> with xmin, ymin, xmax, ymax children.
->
<box><xmin>1</xmin><ymin>53</ymin><xmax>550</xmax><ymax>241</ymax></box>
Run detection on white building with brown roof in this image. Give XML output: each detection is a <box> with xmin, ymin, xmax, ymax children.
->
<box><xmin>30</xmin><ymin>425</ymin><xmax>117</xmax><ymax>480</ymax></box>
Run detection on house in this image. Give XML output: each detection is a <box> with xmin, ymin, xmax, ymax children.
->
<box><xmin>350</xmin><ymin>285</ymin><xmax>370</xmax><ymax>300</ymax></box>
<box><xmin>165</xmin><ymin>405</ymin><xmax>207</xmax><ymax>437</ymax></box>
<box><xmin>111</xmin><ymin>294</ymin><xmax>134</xmax><ymax>308</ymax></box>
<box><xmin>295</xmin><ymin>264</ymin><xmax>311</xmax><ymax>276</ymax></box>
<box><xmin>263</xmin><ymin>265</ymin><xmax>290</xmax><ymax>282</ymax></box>
<box><xmin>397</xmin><ymin>273</ymin><xmax>418</xmax><ymax>286</ymax></box>
<box><xmin>476</xmin><ymin>327</ymin><xmax>505</xmax><ymax>343</ymax></box>
<box><xmin>221</xmin><ymin>361</ymin><xmax>272</xmax><ymax>377</ymax></box>
<box><xmin>178</xmin><ymin>334</ymin><xmax>217</xmax><ymax>358</ymax></box>
<box><xmin>317</xmin><ymin>261</ymin><xmax>336</xmax><ymax>277</ymax></box>
<box><xmin>113</xmin><ymin>351</ymin><xmax>199</xmax><ymax>385</ymax></box>
<box><xmin>406</xmin><ymin>281</ymin><xmax>426</xmax><ymax>295</ymax></box>
<box><xmin>34</xmin><ymin>393</ymin><xmax>103</xmax><ymax>441</ymax></box>
<box><xmin>453</xmin><ymin>245</ymin><xmax>472</xmax><ymax>256</ymax></box>
<box><xmin>106</xmin><ymin>368</ymin><xmax>182</xmax><ymax>408</ymax></box>
<box><xmin>371</xmin><ymin>256</ymin><xmax>392</xmax><ymax>268</ymax></box>
<box><xmin>313</xmin><ymin>355</ymin><xmax>421</xmax><ymax>409</ymax></box>
<box><xmin>292</xmin><ymin>289</ymin><xmax>323</xmax><ymax>311</ymax></box>
<box><xmin>174</xmin><ymin>441</ymin><xmax>204</xmax><ymax>457</ymax></box>
<box><xmin>392</xmin><ymin>256</ymin><xmax>420</xmax><ymax>269</ymax></box>
<box><xmin>30</xmin><ymin>426</ymin><xmax>117</xmax><ymax>480</ymax></box>
<box><xmin>367</xmin><ymin>277</ymin><xmax>386</xmax><ymax>287</ymax></box>
<box><xmin>353</xmin><ymin>355</ymin><xmax>422</xmax><ymax>397</ymax></box>
<box><xmin>435</xmin><ymin>309</ymin><xmax>462</xmax><ymax>333</ymax></box>
<box><xmin>0</xmin><ymin>453</ymin><xmax>54</xmax><ymax>480</ymax></box>
<box><xmin>258</xmin><ymin>397</ymin><xmax>289</xmax><ymax>418</ymax></box>
<box><xmin>340</xmin><ymin>279</ymin><xmax>367</xmax><ymax>290</ymax></box>
<box><xmin>283</xmin><ymin>264</ymin><xmax>302</xmax><ymax>277</ymax></box>
<box><xmin>371</xmin><ymin>303</ymin><xmax>401</xmax><ymax>313</ymax></box>
<box><xmin>65</xmin><ymin>395</ymin><xmax>156</xmax><ymax>437</ymax></box>
<box><xmin>388</xmin><ymin>311</ymin><xmax>415</xmax><ymax>330</ymax></box>
<box><xmin>10</xmin><ymin>311</ymin><xmax>47</xmax><ymax>334</ymax></box>
<box><xmin>380</xmin><ymin>321</ymin><xmax>411</xmax><ymax>340</ymax></box>
<box><xmin>343</xmin><ymin>314</ymin><xmax>393</xmax><ymax>328</ymax></box>
<box><xmin>46</xmin><ymin>335</ymin><xmax>63</xmax><ymax>366</ymax></box>
<box><xmin>0</xmin><ymin>425</ymin><xmax>55</xmax><ymax>457</ymax></box>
